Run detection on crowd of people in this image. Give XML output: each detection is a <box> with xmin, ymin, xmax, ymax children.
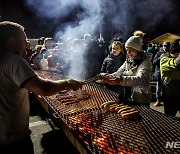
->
<box><xmin>0</xmin><ymin>21</ymin><xmax>180</xmax><ymax>154</ymax></box>
<box><xmin>26</xmin><ymin>33</ymin><xmax>108</xmax><ymax>79</ymax></box>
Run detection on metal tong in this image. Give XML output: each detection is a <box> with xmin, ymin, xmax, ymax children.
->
<box><xmin>83</xmin><ymin>75</ymin><xmax>101</xmax><ymax>84</ymax></box>
<box><xmin>83</xmin><ymin>73</ymin><xmax>116</xmax><ymax>84</ymax></box>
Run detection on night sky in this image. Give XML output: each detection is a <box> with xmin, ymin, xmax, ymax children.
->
<box><xmin>0</xmin><ymin>0</ymin><xmax>56</xmax><ymax>38</ymax></box>
<box><xmin>0</xmin><ymin>0</ymin><xmax>180</xmax><ymax>41</ymax></box>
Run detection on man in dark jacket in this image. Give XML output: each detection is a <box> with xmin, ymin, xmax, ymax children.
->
<box><xmin>160</xmin><ymin>39</ymin><xmax>180</xmax><ymax>116</ymax></box>
<box><xmin>152</xmin><ymin>41</ymin><xmax>170</xmax><ymax>106</ymax></box>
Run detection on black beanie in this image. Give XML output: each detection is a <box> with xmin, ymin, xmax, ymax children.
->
<box><xmin>170</xmin><ymin>39</ymin><xmax>180</xmax><ymax>54</ymax></box>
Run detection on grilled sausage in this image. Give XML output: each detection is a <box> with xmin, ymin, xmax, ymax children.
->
<box><xmin>121</xmin><ymin>110</ymin><xmax>139</xmax><ymax>119</ymax></box>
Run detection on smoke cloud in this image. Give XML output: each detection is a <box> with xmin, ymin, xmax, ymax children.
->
<box><xmin>25</xmin><ymin>0</ymin><xmax>176</xmax><ymax>39</ymax></box>
<box><xmin>25</xmin><ymin>0</ymin><xmax>176</xmax><ymax>79</ymax></box>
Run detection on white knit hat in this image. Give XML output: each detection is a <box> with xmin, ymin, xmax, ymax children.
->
<box><xmin>125</xmin><ymin>36</ymin><xmax>142</xmax><ymax>51</ymax></box>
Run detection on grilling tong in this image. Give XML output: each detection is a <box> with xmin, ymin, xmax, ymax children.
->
<box><xmin>84</xmin><ymin>73</ymin><xmax>119</xmax><ymax>84</ymax></box>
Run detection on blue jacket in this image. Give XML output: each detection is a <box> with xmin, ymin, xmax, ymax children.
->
<box><xmin>152</xmin><ymin>47</ymin><xmax>166</xmax><ymax>81</ymax></box>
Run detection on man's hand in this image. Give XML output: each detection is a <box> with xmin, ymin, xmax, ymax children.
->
<box><xmin>66</xmin><ymin>79</ymin><xmax>83</xmax><ymax>91</ymax></box>
<box><xmin>97</xmin><ymin>73</ymin><xmax>108</xmax><ymax>79</ymax></box>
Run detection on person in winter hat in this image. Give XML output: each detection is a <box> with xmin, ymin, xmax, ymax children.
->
<box><xmin>125</xmin><ymin>36</ymin><xmax>142</xmax><ymax>52</ymax></box>
<box><xmin>123</xmin><ymin>35</ymin><xmax>149</xmax><ymax>66</ymax></box>
<box><xmin>133</xmin><ymin>30</ymin><xmax>144</xmax><ymax>41</ymax></box>
<box><xmin>163</xmin><ymin>41</ymin><xmax>171</xmax><ymax>46</ymax></box>
<box><xmin>100</xmin><ymin>36</ymin><xmax>152</xmax><ymax>105</ymax></box>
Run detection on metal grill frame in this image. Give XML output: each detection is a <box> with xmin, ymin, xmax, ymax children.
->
<box><xmin>35</xmin><ymin>70</ymin><xmax>180</xmax><ymax>154</ymax></box>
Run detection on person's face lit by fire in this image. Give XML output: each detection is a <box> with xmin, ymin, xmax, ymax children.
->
<box><xmin>126</xmin><ymin>47</ymin><xmax>138</xmax><ymax>60</ymax></box>
<box><xmin>112</xmin><ymin>43</ymin><xmax>122</xmax><ymax>56</ymax></box>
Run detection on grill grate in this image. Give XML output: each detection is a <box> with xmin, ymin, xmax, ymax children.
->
<box><xmin>36</xmin><ymin>71</ymin><xmax>180</xmax><ymax>154</ymax></box>
<box><xmin>45</xmin><ymin>83</ymin><xmax>119</xmax><ymax>116</ymax></box>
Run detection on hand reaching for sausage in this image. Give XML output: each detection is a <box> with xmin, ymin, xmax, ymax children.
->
<box><xmin>66</xmin><ymin>79</ymin><xmax>84</xmax><ymax>91</ymax></box>
<box><xmin>99</xmin><ymin>73</ymin><xmax>121</xmax><ymax>85</ymax></box>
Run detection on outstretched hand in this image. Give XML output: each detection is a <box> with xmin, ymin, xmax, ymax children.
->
<box><xmin>99</xmin><ymin>73</ymin><xmax>121</xmax><ymax>85</ymax></box>
<box><xmin>67</xmin><ymin>79</ymin><xmax>83</xmax><ymax>91</ymax></box>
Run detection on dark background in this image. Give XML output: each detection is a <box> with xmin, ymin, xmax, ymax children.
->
<box><xmin>0</xmin><ymin>0</ymin><xmax>180</xmax><ymax>40</ymax></box>
<box><xmin>0</xmin><ymin>0</ymin><xmax>55</xmax><ymax>37</ymax></box>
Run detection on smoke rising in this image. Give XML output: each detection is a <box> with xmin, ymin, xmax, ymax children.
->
<box><xmin>25</xmin><ymin>0</ymin><xmax>177</xmax><ymax>79</ymax></box>
<box><xmin>25</xmin><ymin>0</ymin><xmax>177</xmax><ymax>39</ymax></box>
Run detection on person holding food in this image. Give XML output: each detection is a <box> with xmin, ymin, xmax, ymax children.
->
<box><xmin>100</xmin><ymin>36</ymin><xmax>152</xmax><ymax>106</ymax></box>
<box><xmin>100</xmin><ymin>39</ymin><xmax>126</xmax><ymax>93</ymax></box>
<box><xmin>0</xmin><ymin>21</ymin><xmax>83</xmax><ymax>154</ymax></box>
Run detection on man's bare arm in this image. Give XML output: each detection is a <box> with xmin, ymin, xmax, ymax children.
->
<box><xmin>22</xmin><ymin>76</ymin><xmax>82</xmax><ymax>96</ymax></box>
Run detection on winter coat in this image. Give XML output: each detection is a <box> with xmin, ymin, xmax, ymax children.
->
<box><xmin>112</xmin><ymin>52</ymin><xmax>152</xmax><ymax>104</ymax></box>
<box><xmin>152</xmin><ymin>47</ymin><xmax>166</xmax><ymax>81</ymax></box>
<box><xmin>101</xmin><ymin>52</ymin><xmax>126</xmax><ymax>74</ymax></box>
<box><xmin>160</xmin><ymin>53</ymin><xmax>180</xmax><ymax>97</ymax></box>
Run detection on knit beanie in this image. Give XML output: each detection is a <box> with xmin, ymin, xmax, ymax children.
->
<box><xmin>125</xmin><ymin>36</ymin><xmax>142</xmax><ymax>51</ymax></box>
<box><xmin>170</xmin><ymin>39</ymin><xmax>180</xmax><ymax>54</ymax></box>
<box><xmin>163</xmin><ymin>41</ymin><xmax>170</xmax><ymax>46</ymax></box>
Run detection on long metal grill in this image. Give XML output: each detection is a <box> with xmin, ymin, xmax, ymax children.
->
<box><xmin>36</xmin><ymin>71</ymin><xmax>180</xmax><ymax>154</ymax></box>
<box><xmin>48</xmin><ymin>83</ymin><xmax>119</xmax><ymax>115</ymax></box>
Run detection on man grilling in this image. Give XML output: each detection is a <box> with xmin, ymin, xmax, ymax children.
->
<box><xmin>0</xmin><ymin>21</ymin><xmax>82</xmax><ymax>154</ymax></box>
